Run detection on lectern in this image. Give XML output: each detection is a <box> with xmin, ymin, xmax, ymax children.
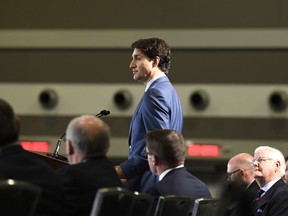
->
<box><xmin>30</xmin><ymin>151</ymin><xmax>68</xmax><ymax>169</ymax></box>
<box><xmin>29</xmin><ymin>110</ymin><xmax>111</xmax><ymax>169</ymax></box>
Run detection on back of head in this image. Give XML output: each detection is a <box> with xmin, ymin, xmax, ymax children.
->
<box><xmin>131</xmin><ymin>37</ymin><xmax>171</xmax><ymax>74</ymax></box>
<box><xmin>146</xmin><ymin>129</ymin><xmax>185</xmax><ymax>167</ymax></box>
<box><xmin>66</xmin><ymin>115</ymin><xmax>110</xmax><ymax>156</ymax></box>
<box><xmin>0</xmin><ymin>99</ymin><xmax>19</xmax><ymax>147</ymax></box>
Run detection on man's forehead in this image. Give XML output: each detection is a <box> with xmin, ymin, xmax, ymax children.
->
<box><xmin>254</xmin><ymin>150</ymin><xmax>269</xmax><ymax>157</ymax></box>
<box><xmin>132</xmin><ymin>48</ymin><xmax>144</xmax><ymax>56</ymax></box>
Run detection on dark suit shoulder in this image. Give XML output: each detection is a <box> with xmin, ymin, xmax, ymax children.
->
<box><xmin>252</xmin><ymin>179</ymin><xmax>288</xmax><ymax>216</ymax></box>
<box><xmin>164</xmin><ymin>167</ymin><xmax>203</xmax><ymax>182</ymax></box>
<box><xmin>149</xmin><ymin>168</ymin><xmax>211</xmax><ymax>200</ymax></box>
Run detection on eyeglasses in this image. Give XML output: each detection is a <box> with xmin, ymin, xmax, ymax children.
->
<box><xmin>144</xmin><ymin>148</ymin><xmax>151</xmax><ymax>157</ymax></box>
<box><xmin>227</xmin><ymin>169</ymin><xmax>241</xmax><ymax>177</ymax></box>
<box><xmin>252</xmin><ymin>157</ymin><xmax>276</xmax><ymax>163</ymax></box>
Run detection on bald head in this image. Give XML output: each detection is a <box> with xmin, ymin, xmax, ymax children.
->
<box><xmin>227</xmin><ymin>153</ymin><xmax>254</xmax><ymax>184</ymax></box>
<box><xmin>228</xmin><ymin>153</ymin><xmax>254</xmax><ymax>170</ymax></box>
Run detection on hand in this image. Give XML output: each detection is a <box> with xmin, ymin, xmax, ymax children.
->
<box><xmin>120</xmin><ymin>178</ymin><xmax>127</xmax><ymax>186</ymax></box>
<box><xmin>115</xmin><ymin>165</ymin><xmax>126</xmax><ymax>179</ymax></box>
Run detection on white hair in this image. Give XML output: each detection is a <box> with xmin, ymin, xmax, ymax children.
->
<box><xmin>254</xmin><ymin>146</ymin><xmax>285</xmax><ymax>176</ymax></box>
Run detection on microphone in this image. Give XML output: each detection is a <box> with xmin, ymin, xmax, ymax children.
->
<box><xmin>96</xmin><ymin>110</ymin><xmax>110</xmax><ymax>117</ymax></box>
<box><xmin>48</xmin><ymin>110</ymin><xmax>110</xmax><ymax>161</ymax></box>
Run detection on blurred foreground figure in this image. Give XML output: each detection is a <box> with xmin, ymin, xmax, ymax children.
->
<box><xmin>218</xmin><ymin>153</ymin><xmax>259</xmax><ymax>216</ymax></box>
<box><xmin>0</xmin><ymin>98</ymin><xmax>64</xmax><ymax>216</ymax></box>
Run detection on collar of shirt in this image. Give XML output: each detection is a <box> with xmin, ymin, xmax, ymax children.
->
<box><xmin>159</xmin><ymin>164</ymin><xmax>184</xmax><ymax>181</ymax></box>
<box><xmin>260</xmin><ymin>177</ymin><xmax>281</xmax><ymax>197</ymax></box>
<box><xmin>145</xmin><ymin>73</ymin><xmax>166</xmax><ymax>92</ymax></box>
<box><xmin>246</xmin><ymin>180</ymin><xmax>254</xmax><ymax>189</ymax></box>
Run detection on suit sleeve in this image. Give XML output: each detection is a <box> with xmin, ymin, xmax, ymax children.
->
<box><xmin>143</xmin><ymin>88</ymin><xmax>171</xmax><ymax>129</ymax></box>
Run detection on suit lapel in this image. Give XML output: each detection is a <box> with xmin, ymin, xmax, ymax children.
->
<box><xmin>128</xmin><ymin>96</ymin><xmax>144</xmax><ymax>146</ymax></box>
<box><xmin>253</xmin><ymin>179</ymin><xmax>284</xmax><ymax>214</ymax></box>
<box><xmin>247</xmin><ymin>180</ymin><xmax>259</xmax><ymax>194</ymax></box>
<box><xmin>128</xmin><ymin>76</ymin><xmax>169</xmax><ymax>146</ymax></box>
<box><xmin>247</xmin><ymin>180</ymin><xmax>260</xmax><ymax>200</ymax></box>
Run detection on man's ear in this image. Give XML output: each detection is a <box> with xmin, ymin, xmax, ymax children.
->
<box><xmin>152</xmin><ymin>155</ymin><xmax>159</xmax><ymax>166</ymax></box>
<box><xmin>275</xmin><ymin>161</ymin><xmax>281</xmax><ymax>171</ymax></box>
<box><xmin>240</xmin><ymin>169</ymin><xmax>245</xmax><ymax>177</ymax></box>
<box><xmin>152</xmin><ymin>56</ymin><xmax>160</xmax><ymax>68</ymax></box>
<box><xmin>66</xmin><ymin>140</ymin><xmax>74</xmax><ymax>155</ymax></box>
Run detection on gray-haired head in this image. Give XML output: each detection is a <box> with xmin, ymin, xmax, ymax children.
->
<box><xmin>66</xmin><ymin>115</ymin><xmax>110</xmax><ymax>156</ymax></box>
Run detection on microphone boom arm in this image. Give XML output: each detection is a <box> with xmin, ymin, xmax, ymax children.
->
<box><xmin>48</xmin><ymin>110</ymin><xmax>110</xmax><ymax>161</ymax></box>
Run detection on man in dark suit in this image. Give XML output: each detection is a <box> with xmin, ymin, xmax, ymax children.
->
<box><xmin>56</xmin><ymin>115</ymin><xmax>122</xmax><ymax>216</ymax></box>
<box><xmin>115</xmin><ymin>37</ymin><xmax>183</xmax><ymax>193</ymax></box>
<box><xmin>284</xmin><ymin>155</ymin><xmax>288</xmax><ymax>183</ymax></box>
<box><xmin>220</xmin><ymin>153</ymin><xmax>260</xmax><ymax>216</ymax></box>
<box><xmin>251</xmin><ymin>146</ymin><xmax>288</xmax><ymax>216</ymax></box>
<box><xmin>145</xmin><ymin>129</ymin><xmax>211</xmax><ymax>211</ymax></box>
<box><xmin>0</xmin><ymin>98</ymin><xmax>64</xmax><ymax>216</ymax></box>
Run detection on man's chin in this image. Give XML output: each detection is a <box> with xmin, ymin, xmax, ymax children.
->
<box><xmin>254</xmin><ymin>174</ymin><xmax>263</xmax><ymax>180</ymax></box>
<box><xmin>133</xmin><ymin>77</ymin><xmax>144</xmax><ymax>83</ymax></box>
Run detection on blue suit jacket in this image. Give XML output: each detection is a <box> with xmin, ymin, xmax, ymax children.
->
<box><xmin>147</xmin><ymin>167</ymin><xmax>212</xmax><ymax>206</ymax></box>
<box><xmin>252</xmin><ymin>179</ymin><xmax>288</xmax><ymax>216</ymax></box>
<box><xmin>120</xmin><ymin>76</ymin><xmax>183</xmax><ymax>192</ymax></box>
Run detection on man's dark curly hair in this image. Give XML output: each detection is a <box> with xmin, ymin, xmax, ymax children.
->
<box><xmin>131</xmin><ymin>37</ymin><xmax>171</xmax><ymax>74</ymax></box>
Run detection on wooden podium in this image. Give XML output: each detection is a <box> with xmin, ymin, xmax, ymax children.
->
<box><xmin>30</xmin><ymin>151</ymin><xmax>68</xmax><ymax>169</ymax></box>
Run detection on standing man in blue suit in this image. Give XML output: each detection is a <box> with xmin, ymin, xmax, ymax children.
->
<box><xmin>115</xmin><ymin>38</ymin><xmax>183</xmax><ymax>192</ymax></box>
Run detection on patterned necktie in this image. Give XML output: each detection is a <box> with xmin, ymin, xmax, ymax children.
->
<box><xmin>255</xmin><ymin>189</ymin><xmax>265</xmax><ymax>201</ymax></box>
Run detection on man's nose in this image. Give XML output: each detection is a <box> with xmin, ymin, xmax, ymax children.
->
<box><xmin>129</xmin><ymin>59</ymin><xmax>136</xmax><ymax>68</ymax></box>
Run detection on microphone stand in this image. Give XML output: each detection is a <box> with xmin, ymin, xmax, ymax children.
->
<box><xmin>47</xmin><ymin>110</ymin><xmax>110</xmax><ymax>162</ymax></box>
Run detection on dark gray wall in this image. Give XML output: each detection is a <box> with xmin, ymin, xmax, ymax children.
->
<box><xmin>0</xmin><ymin>0</ymin><xmax>288</xmax><ymax>28</ymax></box>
